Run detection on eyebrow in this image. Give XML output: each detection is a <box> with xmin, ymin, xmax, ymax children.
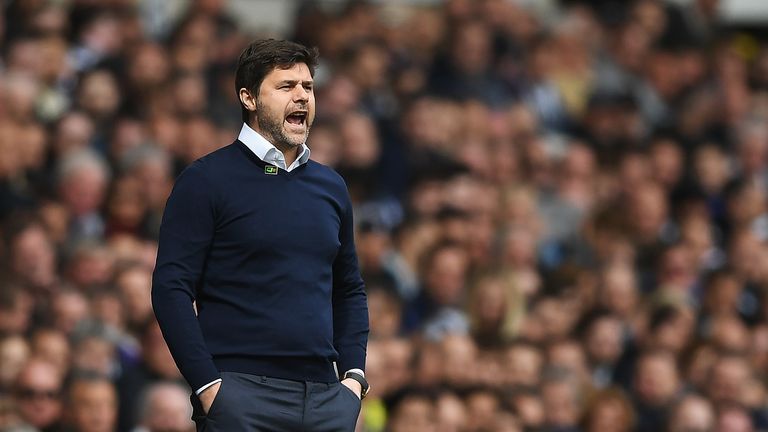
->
<box><xmin>277</xmin><ymin>80</ymin><xmax>314</xmax><ymax>86</ymax></box>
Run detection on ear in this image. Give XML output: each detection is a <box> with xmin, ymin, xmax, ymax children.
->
<box><xmin>239</xmin><ymin>88</ymin><xmax>257</xmax><ymax>113</ymax></box>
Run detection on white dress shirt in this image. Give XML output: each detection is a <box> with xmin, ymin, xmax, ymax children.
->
<box><xmin>237</xmin><ymin>122</ymin><xmax>311</xmax><ymax>172</ymax></box>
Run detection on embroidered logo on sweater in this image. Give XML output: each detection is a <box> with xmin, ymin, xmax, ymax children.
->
<box><xmin>264</xmin><ymin>165</ymin><xmax>278</xmax><ymax>175</ymax></box>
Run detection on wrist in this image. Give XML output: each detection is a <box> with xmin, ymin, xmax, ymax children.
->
<box><xmin>343</xmin><ymin>370</ymin><xmax>370</xmax><ymax>399</ymax></box>
<box><xmin>342</xmin><ymin>377</ymin><xmax>363</xmax><ymax>397</ymax></box>
<box><xmin>198</xmin><ymin>381</ymin><xmax>221</xmax><ymax>414</ymax></box>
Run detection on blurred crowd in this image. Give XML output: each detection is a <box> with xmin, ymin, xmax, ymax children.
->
<box><xmin>1</xmin><ymin>0</ymin><xmax>768</xmax><ymax>431</ymax></box>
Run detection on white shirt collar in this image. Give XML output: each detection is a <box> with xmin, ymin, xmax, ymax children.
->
<box><xmin>237</xmin><ymin>123</ymin><xmax>311</xmax><ymax>172</ymax></box>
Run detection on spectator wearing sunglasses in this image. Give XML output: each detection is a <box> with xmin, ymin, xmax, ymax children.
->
<box><xmin>13</xmin><ymin>357</ymin><xmax>64</xmax><ymax>432</ymax></box>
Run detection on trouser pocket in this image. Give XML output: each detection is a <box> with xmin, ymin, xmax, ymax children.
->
<box><xmin>338</xmin><ymin>382</ymin><xmax>362</xmax><ymax>429</ymax></box>
<box><xmin>190</xmin><ymin>377</ymin><xmax>228</xmax><ymax>432</ymax></box>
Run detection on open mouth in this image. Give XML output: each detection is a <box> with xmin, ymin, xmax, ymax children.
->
<box><xmin>285</xmin><ymin>111</ymin><xmax>307</xmax><ymax>127</ymax></box>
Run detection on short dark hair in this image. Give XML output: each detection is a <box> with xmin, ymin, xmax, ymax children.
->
<box><xmin>235</xmin><ymin>39</ymin><xmax>319</xmax><ymax>122</ymax></box>
<box><xmin>64</xmin><ymin>370</ymin><xmax>115</xmax><ymax>406</ymax></box>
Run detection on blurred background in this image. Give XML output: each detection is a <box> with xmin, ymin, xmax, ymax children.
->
<box><xmin>0</xmin><ymin>0</ymin><xmax>767</xmax><ymax>431</ymax></box>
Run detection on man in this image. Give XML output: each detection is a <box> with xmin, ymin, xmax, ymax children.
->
<box><xmin>152</xmin><ymin>39</ymin><xmax>369</xmax><ymax>431</ymax></box>
<box><xmin>55</xmin><ymin>149</ymin><xmax>111</xmax><ymax>242</ymax></box>
<box><xmin>13</xmin><ymin>358</ymin><xmax>64</xmax><ymax>431</ymax></box>
<box><xmin>135</xmin><ymin>382</ymin><xmax>195</xmax><ymax>432</ymax></box>
<box><xmin>64</xmin><ymin>373</ymin><xmax>118</xmax><ymax>432</ymax></box>
<box><xmin>117</xmin><ymin>319</ymin><xmax>184</xmax><ymax>432</ymax></box>
<box><xmin>632</xmin><ymin>350</ymin><xmax>681</xmax><ymax>432</ymax></box>
<box><xmin>667</xmin><ymin>394</ymin><xmax>715</xmax><ymax>432</ymax></box>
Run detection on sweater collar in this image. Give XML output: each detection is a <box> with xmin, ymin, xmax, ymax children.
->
<box><xmin>237</xmin><ymin>122</ymin><xmax>310</xmax><ymax>170</ymax></box>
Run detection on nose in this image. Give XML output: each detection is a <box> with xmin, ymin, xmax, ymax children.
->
<box><xmin>293</xmin><ymin>85</ymin><xmax>309</xmax><ymax>102</ymax></box>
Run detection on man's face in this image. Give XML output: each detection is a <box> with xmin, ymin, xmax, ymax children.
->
<box><xmin>709</xmin><ymin>357</ymin><xmax>750</xmax><ymax>404</ymax></box>
<box><xmin>253</xmin><ymin>63</ymin><xmax>315</xmax><ymax>151</ymax></box>
<box><xmin>634</xmin><ymin>355</ymin><xmax>679</xmax><ymax>405</ymax></box>
<box><xmin>68</xmin><ymin>381</ymin><xmax>117</xmax><ymax>432</ymax></box>
<box><xmin>506</xmin><ymin>346</ymin><xmax>542</xmax><ymax>387</ymax></box>
<box><xmin>542</xmin><ymin>381</ymin><xmax>579</xmax><ymax>428</ymax></box>
<box><xmin>15</xmin><ymin>362</ymin><xmax>63</xmax><ymax>428</ymax></box>
<box><xmin>586</xmin><ymin>317</ymin><xmax>624</xmax><ymax>364</ymax></box>
<box><xmin>425</xmin><ymin>247</ymin><xmax>468</xmax><ymax>306</ymax></box>
<box><xmin>11</xmin><ymin>226</ymin><xmax>56</xmax><ymax>289</ymax></box>
<box><xmin>142</xmin><ymin>386</ymin><xmax>195</xmax><ymax>432</ymax></box>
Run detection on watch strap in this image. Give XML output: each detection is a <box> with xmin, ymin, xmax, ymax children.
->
<box><xmin>343</xmin><ymin>371</ymin><xmax>370</xmax><ymax>399</ymax></box>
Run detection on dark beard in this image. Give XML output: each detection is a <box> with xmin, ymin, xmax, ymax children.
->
<box><xmin>255</xmin><ymin>99</ymin><xmax>309</xmax><ymax>150</ymax></box>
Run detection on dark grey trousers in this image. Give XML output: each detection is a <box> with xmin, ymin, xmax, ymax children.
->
<box><xmin>191</xmin><ymin>371</ymin><xmax>361</xmax><ymax>432</ymax></box>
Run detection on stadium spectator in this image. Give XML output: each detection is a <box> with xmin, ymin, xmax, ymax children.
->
<box><xmin>64</xmin><ymin>373</ymin><xmax>118</xmax><ymax>432</ymax></box>
<box><xmin>13</xmin><ymin>358</ymin><xmax>64</xmax><ymax>431</ymax></box>
<box><xmin>134</xmin><ymin>382</ymin><xmax>195</xmax><ymax>432</ymax></box>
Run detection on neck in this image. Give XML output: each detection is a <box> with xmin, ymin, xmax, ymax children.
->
<box><xmin>247</xmin><ymin>120</ymin><xmax>301</xmax><ymax>167</ymax></box>
<box><xmin>280</xmin><ymin>144</ymin><xmax>300</xmax><ymax>167</ymax></box>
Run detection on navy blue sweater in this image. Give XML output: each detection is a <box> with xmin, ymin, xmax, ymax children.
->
<box><xmin>151</xmin><ymin>141</ymin><xmax>369</xmax><ymax>391</ymax></box>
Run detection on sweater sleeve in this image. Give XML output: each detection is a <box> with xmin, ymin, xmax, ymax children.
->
<box><xmin>151</xmin><ymin>163</ymin><xmax>221</xmax><ymax>392</ymax></box>
<box><xmin>332</xmin><ymin>190</ymin><xmax>370</xmax><ymax>376</ymax></box>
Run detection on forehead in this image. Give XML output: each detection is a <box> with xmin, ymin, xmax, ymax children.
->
<box><xmin>21</xmin><ymin>363</ymin><xmax>60</xmax><ymax>384</ymax></box>
<box><xmin>72</xmin><ymin>381</ymin><xmax>116</xmax><ymax>398</ymax></box>
<box><xmin>263</xmin><ymin>63</ymin><xmax>312</xmax><ymax>83</ymax></box>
